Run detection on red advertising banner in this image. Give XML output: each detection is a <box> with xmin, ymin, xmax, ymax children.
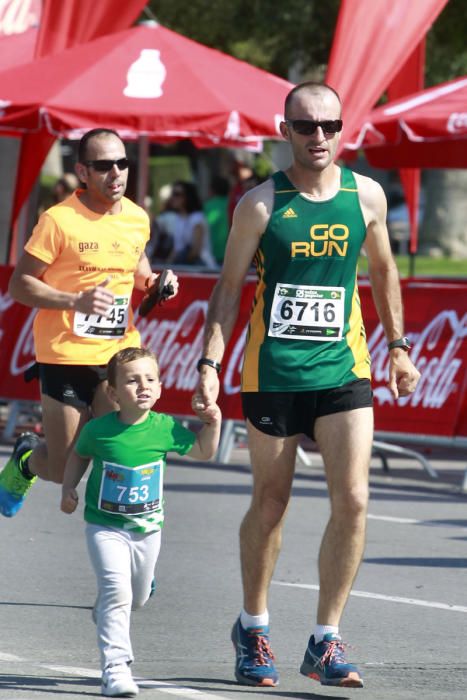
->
<box><xmin>0</xmin><ymin>267</ymin><xmax>465</xmax><ymax>438</ymax></box>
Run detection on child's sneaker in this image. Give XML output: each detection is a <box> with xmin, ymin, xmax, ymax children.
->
<box><xmin>231</xmin><ymin>617</ymin><xmax>279</xmax><ymax>686</ymax></box>
<box><xmin>300</xmin><ymin>633</ymin><xmax>363</xmax><ymax>687</ymax></box>
<box><xmin>0</xmin><ymin>432</ymin><xmax>40</xmax><ymax>517</ymax></box>
<box><xmin>101</xmin><ymin>663</ymin><xmax>138</xmax><ymax>697</ymax></box>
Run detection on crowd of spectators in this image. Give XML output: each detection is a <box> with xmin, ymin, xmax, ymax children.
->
<box><xmin>146</xmin><ymin>163</ymin><xmax>261</xmax><ymax>269</ymax></box>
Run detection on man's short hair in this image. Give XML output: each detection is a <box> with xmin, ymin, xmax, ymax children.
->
<box><xmin>107</xmin><ymin>346</ymin><xmax>159</xmax><ymax>387</ymax></box>
<box><xmin>78</xmin><ymin>128</ymin><xmax>124</xmax><ymax>163</ymax></box>
<box><xmin>284</xmin><ymin>82</ymin><xmax>342</xmax><ymax>118</ymax></box>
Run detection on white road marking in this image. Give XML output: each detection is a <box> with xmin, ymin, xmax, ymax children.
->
<box><xmin>0</xmin><ymin>652</ymin><xmax>23</xmax><ymax>661</ymax></box>
<box><xmin>367</xmin><ymin>513</ymin><xmax>467</xmax><ymax>529</ymax></box>
<box><xmin>44</xmin><ymin>664</ymin><xmax>100</xmax><ymax>678</ymax></box>
<box><xmin>138</xmin><ymin>679</ymin><xmax>237</xmax><ymax>699</ymax></box>
<box><xmin>367</xmin><ymin>513</ymin><xmax>419</xmax><ymax>524</ymax></box>
<box><xmin>272</xmin><ymin>580</ymin><xmax>467</xmax><ymax>613</ymax></box>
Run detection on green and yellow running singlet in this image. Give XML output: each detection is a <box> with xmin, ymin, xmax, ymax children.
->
<box><xmin>242</xmin><ymin>168</ymin><xmax>371</xmax><ymax>392</ymax></box>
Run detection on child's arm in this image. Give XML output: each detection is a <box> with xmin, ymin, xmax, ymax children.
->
<box><xmin>187</xmin><ymin>397</ymin><xmax>222</xmax><ymax>461</ymax></box>
<box><xmin>61</xmin><ymin>449</ymin><xmax>90</xmax><ymax>514</ymax></box>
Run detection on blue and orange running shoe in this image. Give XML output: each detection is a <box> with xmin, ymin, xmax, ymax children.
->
<box><xmin>300</xmin><ymin>633</ymin><xmax>363</xmax><ymax>687</ymax></box>
<box><xmin>231</xmin><ymin>617</ymin><xmax>279</xmax><ymax>687</ymax></box>
<box><xmin>0</xmin><ymin>432</ymin><xmax>40</xmax><ymax>517</ymax></box>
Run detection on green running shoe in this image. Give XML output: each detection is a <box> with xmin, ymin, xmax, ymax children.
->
<box><xmin>0</xmin><ymin>432</ymin><xmax>40</xmax><ymax>517</ymax></box>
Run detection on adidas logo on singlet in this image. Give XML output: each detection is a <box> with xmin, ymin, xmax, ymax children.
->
<box><xmin>282</xmin><ymin>207</ymin><xmax>298</xmax><ymax>218</ymax></box>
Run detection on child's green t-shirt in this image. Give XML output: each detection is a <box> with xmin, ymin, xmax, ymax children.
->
<box><xmin>76</xmin><ymin>411</ymin><xmax>196</xmax><ymax>534</ymax></box>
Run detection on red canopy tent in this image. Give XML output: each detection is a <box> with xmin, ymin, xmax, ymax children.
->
<box><xmin>342</xmin><ymin>76</ymin><xmax>467</xmax><ymax>168</ymax></box>
<box><xmin>0</xmin><ymin>22</ymin><xmax>291</xmax><ymax>148</ymax></box>
<box><xmin>5</xmin><ymin>0</ymin><xmax>148</xmax><ymax>257</ymax></box>
<box><xmin>385</xmin><ymin>41</ymin><xmax>425</xmax><ymax>257</ymax></box>
<box><xmin>0</xmin><ymin>27</ymin><xmax>36</xmax><ymax>69</ymax></box>
<box><xmin>325</xmin><ymin>0</ymin><xmax>448</xmax><ymax>156</ymax></box>
<box><xmin>325</xmin><ymin>0</ymin><xmax>448</xmax><ymax>258</ymax></box>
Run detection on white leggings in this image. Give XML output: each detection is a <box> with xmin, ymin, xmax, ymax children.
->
<box><xmin>86</xmin><ymin>523</ymin><xmax>161</xmax><ymax>671</ymax></box>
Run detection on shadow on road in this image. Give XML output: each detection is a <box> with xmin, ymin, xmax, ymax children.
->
<box><xmin>0</xmin><ymin>673</ymin><xmax>98</xmax><ymax>696</ymax></box>
<box><xmin>154</xmin><ymin>676</ymin><xmax>351</xmax><ymax>699</ymax></box>
<box><xmin>0</xmin><ymin>601</ymin><xmax>91</xmax><ymax>611</ymax></box>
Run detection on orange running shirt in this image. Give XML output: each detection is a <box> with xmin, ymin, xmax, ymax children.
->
<box><xmin>24</xmin><ymin>191</ymin><xmax>150</xmax><ymax>365</ymax></box>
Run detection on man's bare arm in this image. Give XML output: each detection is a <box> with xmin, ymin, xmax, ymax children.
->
<box><xmin>359</xmin><ymin>176</ymin><xmax>404</xmax><ymax>342</ymax></box>
<box><xmin>9</xmin><ymin>252</ymin><xmax>114</xmax><ymax>315</ymax></box>
<box><xmin>358</xmin><ymin>174</ymin><xmax>420</xmax><ymax>398</ymax></box>
<box><xmin>196</xmin><ymin>181</ymin><xmax>273</xmax><ymax>405</ymax></box>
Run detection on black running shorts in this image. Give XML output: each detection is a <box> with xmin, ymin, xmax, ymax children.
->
<box><xmin>241</xmin><ymin>379</ymin><xmax>373</xmax><ymax>440</ymax></box>
<box><xmin>38</xmin><ymin>363</ymin><xmax>108</xmax><ymax>408</ymax></box>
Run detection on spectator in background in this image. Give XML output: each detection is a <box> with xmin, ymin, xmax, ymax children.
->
<box><xmin>146</xmin><ymin>184</ymin><xmax>178</xmax><ymax>265</ymax></box>
<box><xmin>227</xmin><ymin>157</ymin><xmax>254</xmax><ymax>225</ymax></box>
<box><xmin>203</xmin><ymin>175</ymin><xmax>230</xmax><ymax>265</ymax></box>
<box><xmin>37</xmin><ymin>172</ymin><xmax>80</xmax><ymax>217</ymax></box>
<box><xmin>52</xmin><ymin>173</ymin><xmax>79</xmax><ymax>203</ymax></box>
<box><xmin>168</xmin><ymin>181</ymin><xmax>217</xmax><ymax>268</ymax></box>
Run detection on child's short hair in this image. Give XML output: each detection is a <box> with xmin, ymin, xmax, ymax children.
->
<box><xmin>107</xmin><ymin>347</ymin><xmax>159</xmax><ymax>387</ymax></box>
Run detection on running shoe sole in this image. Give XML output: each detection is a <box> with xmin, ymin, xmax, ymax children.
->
<box><xmin>300</xmin><ymin>659</ymin><xmax>363</xmax><ymax>687</ymax></box>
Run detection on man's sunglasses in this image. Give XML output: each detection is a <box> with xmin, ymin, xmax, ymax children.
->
<box><xmin>285</xmin><ymin>119</ymin><xmax>343</xmax><ymax>135</ymax></box>
<box><xmin>84</xmin><ymin>158</ymin><xmax>129</xmax><ymax>172</ymax></box>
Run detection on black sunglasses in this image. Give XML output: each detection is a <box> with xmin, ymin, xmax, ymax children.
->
<box><xmin>285</xmin><ymin>119</ymin><xmax>343</xmax><ymax>135</ymax></box>
<box><xmin>84</xmin><ymin>158</ymin><xmax>129</xmax><ymax>172</ymax></box>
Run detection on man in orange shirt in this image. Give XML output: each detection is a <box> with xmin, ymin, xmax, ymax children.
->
<box><xmin>0</xmin><ymin>128</ymin><xmax>178</xmax><ymax>517</ymax></box>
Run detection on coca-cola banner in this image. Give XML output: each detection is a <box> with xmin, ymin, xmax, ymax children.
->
<box><xmin>0</xmin><ymin>267</ymin><xmax>465</xmax><ymax>438</ymax></box>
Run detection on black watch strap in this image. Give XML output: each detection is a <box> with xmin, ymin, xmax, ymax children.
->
<box><xmin>197</xmin><ymin>358</ymin><xmax>222</xmax><ymax>374</ymax></box>
<box><xmin>387</xmin><ymin>337</ymin><xmax>411</xmax><ymax>352</ymax></box>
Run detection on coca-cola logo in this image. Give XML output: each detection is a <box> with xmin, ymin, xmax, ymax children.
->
<box><xmin>5</xmin><ymin>297</ymin><xmax>466</xmax><ymax>424</ymax></box>
<box><xmin>447</xmin><ymin>112</ymin><xmax>467</xmax><ymax>134</ymax></box>
<box><xmin>10</xmin><ymin>307</ymin><xmax>37</xmax><ymax>375</ymax></box>
<box><xmin>135</xmin><ymin>300</ymin><xmax>247</xmax><ymax>395</ymax></box>
<box><xmin>368</xmin><ymin>309</ymin><xmax>466</xmax><ymax>409</ymax></box>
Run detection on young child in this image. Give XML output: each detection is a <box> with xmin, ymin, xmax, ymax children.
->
<box><xmin>61</xmin><ymin>346</ymin><xmax>221</xmax><ymax>698</ymax></box>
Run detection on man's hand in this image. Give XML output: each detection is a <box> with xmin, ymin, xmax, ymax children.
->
<box><xmin>73</xmin><ymin>277</ymin><xmax>114</xmax><ymax>315</ymax></box>
<box><xmin>194</xmin><ymin>366</ymin><xmax>221</xmax><ymax>410</ymax></box>
<box><xmin>146</xmin><ymin>270</ymin><xmax>179</xmax><ymax>300</ymax></box>
<box><xmin>139</xmin><ymin>270</ymin><xmax>179</xmax><ymax>317</ymax></box>
<box><xmin>388</xmin><ymin>350</ymin><xmax>421</xmax><ymax>399</ymax></box>
<box><xmin>191</xmin><ymin>395</ymin><xmax>222</xmax><ymax>424</ymax></box>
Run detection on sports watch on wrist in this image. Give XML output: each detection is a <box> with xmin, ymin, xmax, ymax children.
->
<box><xmin>196</xmin><ymin>357</ymin><xmax>222</xmax><ymax>374</ymax></box>
<box><xmin>387</xmin><ymin>337</ymin><xmax>411</xmax><ymax>352</ymax></box>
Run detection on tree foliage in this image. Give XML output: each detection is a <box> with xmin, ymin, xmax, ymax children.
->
<box><xmin>143</xmin><ymin>0</ymin><xmax>339</xmax><ymax>79</ymax></box>
<box><xmin>144</xmin><ymin>0</ymin><xmax>467</xmax><ymax>86</ymax></box>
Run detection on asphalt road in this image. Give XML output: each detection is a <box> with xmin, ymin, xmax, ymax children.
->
<box><xmin>1</xmin><ymin>442</ymin><xmax>466</xmax><ymax>700</ymax></box>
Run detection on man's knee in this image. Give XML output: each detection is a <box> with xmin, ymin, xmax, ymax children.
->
<box><xmin>251</xmin><ymin>490</ymin><xmax>289</xmax><ymax>531</ymax></box>
<box><xmin>331</xmin><ymin>485</ymin><xmax>369</xmax><ymax>521</ymax></box>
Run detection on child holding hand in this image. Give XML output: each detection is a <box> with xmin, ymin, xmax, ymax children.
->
<box><xmin>61</xmin><ymin>346</ymin><xmax>221</xmax><ymax>697</ymax></box>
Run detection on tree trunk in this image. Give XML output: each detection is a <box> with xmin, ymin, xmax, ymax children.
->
<box><xmin>0</xmin><ymin>137</ymin><xmax>20</xmax><ymax>264</ymax></box>
<box><xmin>421</xmin><ymin>169</ymin><xmax>467</xmax><ymax>258</ymax></box>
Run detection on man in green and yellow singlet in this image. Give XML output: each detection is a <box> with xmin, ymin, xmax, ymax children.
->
<box><xmin>195</xmin><ymin>82</ymin><xmax>420</xmax><ymax>689</ymax></box>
